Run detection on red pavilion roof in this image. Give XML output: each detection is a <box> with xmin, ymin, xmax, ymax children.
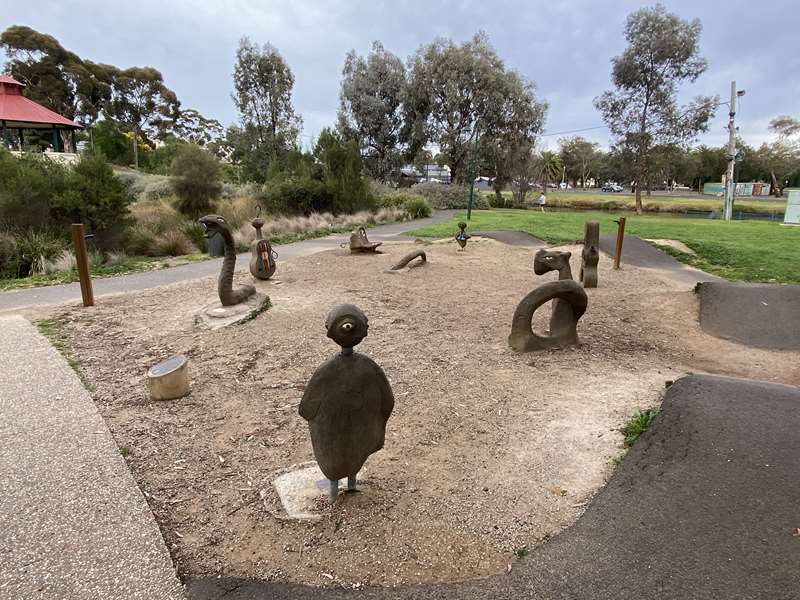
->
<box><xmin>0</xmin><ymin>75</ymin><xmax>82</xmax><ymax>129</ymax></box>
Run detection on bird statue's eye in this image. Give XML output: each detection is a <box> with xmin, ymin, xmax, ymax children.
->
<box><xmin>341</xmin><ymin>322</ymin><xmax>354</xmax><ymax>332</ymax></box>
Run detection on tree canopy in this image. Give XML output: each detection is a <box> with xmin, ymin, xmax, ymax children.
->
<box><xmin>594</xmin><ymin>4</ymin><xmax>716</xmax><ymax>212</ymax></box>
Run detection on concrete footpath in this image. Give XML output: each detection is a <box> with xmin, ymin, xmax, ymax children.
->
<box><xmin>0</xmin><ymin>211</ymin><xmax>455</xmax><ymax>313</ymax></box>
<box><xmin>0</xmin><ymin>315</ymin><xmax>184</xmax><ymax>600</ymax></box>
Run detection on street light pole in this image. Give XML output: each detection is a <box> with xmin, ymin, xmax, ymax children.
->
<box><xmin>723</xmin><ymin>81</ymin><xmax>742</xmax><ymax>221</ymax></box>
<box><xmin>466</xmin><ymin>127</ymin><xmax>480</xmax><ymax>221</ymax></box>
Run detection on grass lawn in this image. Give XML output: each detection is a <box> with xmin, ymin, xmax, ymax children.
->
<box><xmin>407</xmin><ymin>209</ymin><xmax>800</xmax><ymax>284</ymax></box>
<box><xmin>482</xmin><ymin>190</ymin><xmax>786</xmax><ymax>217</ymax></box>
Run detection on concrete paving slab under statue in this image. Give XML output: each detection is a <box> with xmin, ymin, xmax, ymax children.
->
<box><xmin>187</xmin><ymin>374</ymin><xmax>800</xmax><ymax>600</ymax></box>
<box><xmin>598</xmin><ymin>234</ymin><xmax>722</xmax><ymax>287</ymax></box>
<box><xmin>194</xmin><ymin>293</ymin><xmax>269</xmax><ymax>330</ymax></box>
<box><xmin>270</xmin><ymin>463</ymin><xmax>366</xmax><ymax>521</ymax></box>
<box><xmin>696</xmin><ymin>281</ymin><xmax>800</xmax><ymax>350</ymax></box>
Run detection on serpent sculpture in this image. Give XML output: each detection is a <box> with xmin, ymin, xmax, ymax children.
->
<box><xmin>580</xmin><ymin>221</ymin><xmax>599</xmax><ymax>288</ymax></box>
<box><xmin>390</xmin><ymin>250</ymin><xmax>427</xmax><ymax>270</ymax></box>
<box><xmin>350</xmin><ymin>227</ymin><xmax>382</xmax><ymax>253</ymax></box>
<box><xmin>199</xmin><ymin>214</ymin><xmax>256</xmax><ymax>306</ymax></box>
<box><xmin>455</xmin><ymin>221</ymin><xmax>470</xmax><ymax>250</ymax></box>
<box><xmin>509</xmin><ymin>248</ymin><xmax>588</xmax><ymax>352</ymax></box>
<box><xmin>299</xmin><ymin>304</ymin><xmax>395</xmax><ymax>503</ymax></box>
<box><xmin>249</xmin><ymin>208</ymin><xmax>277</xmax><ymax>280</ymax></box>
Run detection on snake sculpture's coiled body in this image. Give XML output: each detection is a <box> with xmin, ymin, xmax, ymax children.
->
<box><xmin>199</xmin><ymin>214</ymin><xmax>256</xmax><ymax>306</ymax></box>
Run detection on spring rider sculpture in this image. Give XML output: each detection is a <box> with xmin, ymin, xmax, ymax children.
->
<box><xmin>249</xmin><ymin>206</ymin><xmax>277</xmax><ymax>280</ymax></box>
<box><xmin>580</xmin><ymin>221</ymin><xmax>599</xmax><ymax>288</ymax></box>
<box><xmin>509</xmin><ymin>248</ymin><xmax>588</xmax><ymax>352</ymax></box>
<box><xmin>455</xmin><ymin>221</ymin><xmax>470</xmax><ymax>250</ymax></box>
<box><xmin>199</xmin><ymin>214</ymin><xmax>256</xmax><ymax>306</ymax></box>
<box><xmin>299</xmin><ymin>304</ymin><xmax>395</xmax><ymax>503</ymax></box>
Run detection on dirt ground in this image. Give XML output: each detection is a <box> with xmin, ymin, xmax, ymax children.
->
<box><xmin>44</xmin><ymin>237</ymin><xmax>800</xmax><ymax>589</ymax></box>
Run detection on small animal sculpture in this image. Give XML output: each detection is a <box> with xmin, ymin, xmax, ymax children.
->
<box><xmin>580</xmin><ymin>221</ymin><xmax>599</xmax><ymax>288</ymax></box>
<box><xmin>299</xmin><ymin>304</ymin><xmax>394</xmax><ymax>503</ymax></box>
<box><xmin>390</xmin><ymin>250</ymin><xmax>427</xmax><ymax>270</ymax></box>
<box><xmin>508</xmin><ymin>247</ymin><xmax>588</xmax><ymax>352</ymax></box>
<box><xmin>198</xmin><ymin>214</ymin><xmax>256</xmax><ymax>306</ymax></box>
<box><xmin>455</xmin><ymin>221</ymin><xmax>470</xmax><ymax>250</ymax></box>
<box><xmin>533</xmin><ymin>248</ymin><xmax>574</xmax><ymax>331</ymax></box>
<box><xmin>350</xmin><ymin>227</ymin><xmax>382</xmax><ymax>253</ymax></box>
<box><xmin>249</xmin><ymin>207</ymin><xmax>277</xmax><ymax>280</ymax></box>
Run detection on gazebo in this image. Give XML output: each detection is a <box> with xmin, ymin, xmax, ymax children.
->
<box><xmin>0</xmin><ymin>74</ymin><xmax>82</xmax><ymax>154</ymax></box>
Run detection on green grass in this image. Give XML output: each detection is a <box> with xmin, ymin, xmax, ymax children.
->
<box><xmin>620</xmin><ymin>408</ymin><xmax>661</xmax><ymax>447</ymax></box>
<box><xmin>483</xmin><ymin>190</ymin><xmax>786</xmax><ymax>216</ymax></box>
<box><xmin>35</xmin><ymin>318</ymin><xmax>94</xmax><ymax>392</ymax></box>
<box><xmin>407</xmin><ymin>209</ymin><xmax>800</xmax><ymax>284</ymax></box>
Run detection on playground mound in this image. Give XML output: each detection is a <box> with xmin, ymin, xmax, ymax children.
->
<box><xmin>45</xmin><ymin>238</ymin><xmax>799</xmax><ymax>588</ymax></box>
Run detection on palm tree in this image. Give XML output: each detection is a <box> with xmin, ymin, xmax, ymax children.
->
<box><xmin>538</xmin><ymin>151</ymin><xmax>563</xmax><ymax>192</ymax></box>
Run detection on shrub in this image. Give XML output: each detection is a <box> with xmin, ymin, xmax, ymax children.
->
<box><xmin>125</xmin><ymin>225</ymin><xmax>159</xmax><ymax>256</ymax></box>
<box><xmin>171</xmin><ymin>144</ymin><xmax>222</xmax><ymax>217</ymax></box>
<box><xmin>153</xmin><ymin>230</ymin><xmax>196</xmax><ymax>257</ymax></box>
<box><xmin>141</xmin><ymin>177</ymin><xmax>174</xmax><ymax>201</ymax></box>
<box><xmin>182</xmin><ymin>221</ymin><xmax>208</xmax><ymax>253</ymax></box>
<box><xmin>13</xmin><ymin>229</ymin><xmax>69</xmax><ymax>277</ymax></box>
<box><xmin>55</xmin><ymin>151</ymin><xmax>134</xmax><ymax>248</ymax></box>
<box><xmin>263</xmin><ymin>179</ymin><xmax>335</xmax><ymax>215</ymax></box>
<box><xmin>217</xmin><ymin>195</ymin><xmax>259</xmax><ymax>230</ymax></box>
<box><xmin>403</xmin><ymin>196</ymin><xmax>432</xmax><ymax>219</ymax></box>
<box><xmin>378</xmin><ymin>190</ymin><xmax>424</xmax><ymax>209</ymax></box>
<box><xmin>411</xmin><ymin>182</ymin><xmax>489</xmax><ymax>210</ymax></box>
<box><xmin>489</xmin><ymin>193</ymin><xmax>513</xmax><ymax>208</ymax></box>
<box><xmin>0</xmin><ymin>150</ymin><xmax>68</xmax><ymax>230</ymax></box>
<box><xmin>0</xmin><ymin>231</ymin><xmax>19</xmax><ymax>277</ymax></box>
<box><xmin>130</xmin><ymin>199</ymin><xmax>183</xmax><ymax>234</ymax></box>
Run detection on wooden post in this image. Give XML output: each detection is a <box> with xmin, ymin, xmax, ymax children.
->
<box><xmin>613</xmin><ymin>217</ymin><xmax>626</xmax><ymax>270</ymax></box>
<box><xmin>71</xmin><ymin>224</ymin><xmax>94</xmax><ymax>307</ymax></box>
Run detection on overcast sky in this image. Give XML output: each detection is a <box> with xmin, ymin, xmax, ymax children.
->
<box><xmin>3</xmin><ymin>0</ymin><xmax>797</xmax><ymax>150</ymax></box>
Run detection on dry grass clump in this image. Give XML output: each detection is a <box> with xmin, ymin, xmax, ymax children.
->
<box><xmin>153</xmin><ymin>230</ymin><xmax>197</xmax><ymax>257</ymax></box>
<box><xmin>217</xmin><ymin>195</ymin><xmax>259</xmax><ymax>230</ymax></box>
<box><xmin>130</xmin><ymin>199</ymin><xmax>184</xmax><ymax>234</ymax></box>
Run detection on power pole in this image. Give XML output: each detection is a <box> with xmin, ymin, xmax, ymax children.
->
<box><xmin>723</xmin><ymin>80</ymin><xmax>737</xmax><ymax>221</ymax></box>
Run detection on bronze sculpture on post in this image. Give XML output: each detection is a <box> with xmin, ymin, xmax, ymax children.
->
<box><xmin>509</xmin><ymin>248</ymin><xmax>588</xmax><ymax>352</ymax></box>
<box><xmin>580</xmin><ymin>221</ymin><xmax>599</xmax><ymax>288</ymax></box>
<box><xmin>299</xmin><ymin>304</ymin><xmax>395</xmax><ymax>503</ymax></box>
<box><xmin>350</xmin><ymin>227</ymin><xmax>382</xmax><ymax>253</ymax></box>
<box><xmin>249</xmin><ymin>206</ymin><xmax>277</xmax><ymax>280</ymax></box>
<box><xmin>455</xmin><ymin>221</ymin><xmax>470</xmax><ymax>250</ymax></box>
<box><xmin>199</xmin><ymin>214</ymin><xmax>256</xmax><ymax>306</ymax></box>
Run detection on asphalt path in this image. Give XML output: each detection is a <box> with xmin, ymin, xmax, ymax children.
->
<box><xmin>696</xmin><ymin>281</ymin><xmax>800</xmax><ymax>350</ymax></box>
<box><xmin>0</xmin><ymin>211</ymin><xmax>455</xmax><ymax>313</ymax></box>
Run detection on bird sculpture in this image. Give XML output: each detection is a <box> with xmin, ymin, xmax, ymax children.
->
<box><xmin>299</xmin><ymin>304</ymin><xmax>395</xmax><ymax>503</ymax></box>
<box><xmin>455</xmin><ymin>221</ymin><xmax>470</xmax><ymax>250</ymax></box>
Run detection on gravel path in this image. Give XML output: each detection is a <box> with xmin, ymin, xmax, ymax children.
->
<box><xmin>0</xmin><ymin>315</ymin><xmax>185</xmax><ymax>600</ymax></box>
<box><xmin>0</xmin><ymin>211</ymin><xmax>456</xmax><ymax>314</ymax></box>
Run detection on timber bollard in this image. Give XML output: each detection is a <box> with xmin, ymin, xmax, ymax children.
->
<box><xmin>70</xmin><ymin>223</ymin><xmax>94</xmax><ymax>307</ymax></box>
<box><xmin>613</xmin><ymin>217</ymin><xmax>626</xmax><ymax>270</ymax></box>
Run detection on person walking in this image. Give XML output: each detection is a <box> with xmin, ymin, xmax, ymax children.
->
<box><xmin>538</xmin><ymin>192</ymin><xmax>547</xmax><ymax>213</ymax></box>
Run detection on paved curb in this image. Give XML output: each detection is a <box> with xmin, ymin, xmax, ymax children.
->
<box><xmin>0</xmin><ymin>315</ymin><xmax>185</xmax><ymax>600</ymax></box>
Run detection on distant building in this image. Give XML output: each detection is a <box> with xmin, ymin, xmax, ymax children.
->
<box><xmin>400</xmin><ymin>164</ymin><xmax>452</xmax><ymax>184</ymax></box>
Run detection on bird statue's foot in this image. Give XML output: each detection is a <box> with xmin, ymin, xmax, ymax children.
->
<box><xmin>329</xmin><ymin>479</ymin><xmax>339</xmax><ymax>504</ymax></box>
<box><xmin>346</xmin><ymin>475</ymin><xmax>358</xmax><ymax>492</ymax></box>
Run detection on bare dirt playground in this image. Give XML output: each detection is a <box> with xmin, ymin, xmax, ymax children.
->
<box><xmin>44</xmin><ymin>236</ymin><xmax>800</xmax><ymax>588</ymax></box>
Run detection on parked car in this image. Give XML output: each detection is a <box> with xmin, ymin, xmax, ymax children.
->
<box><xmin>601</xmin><ymin>183</ymin><xmax>623</xmax><ymax>192</ymax></box>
